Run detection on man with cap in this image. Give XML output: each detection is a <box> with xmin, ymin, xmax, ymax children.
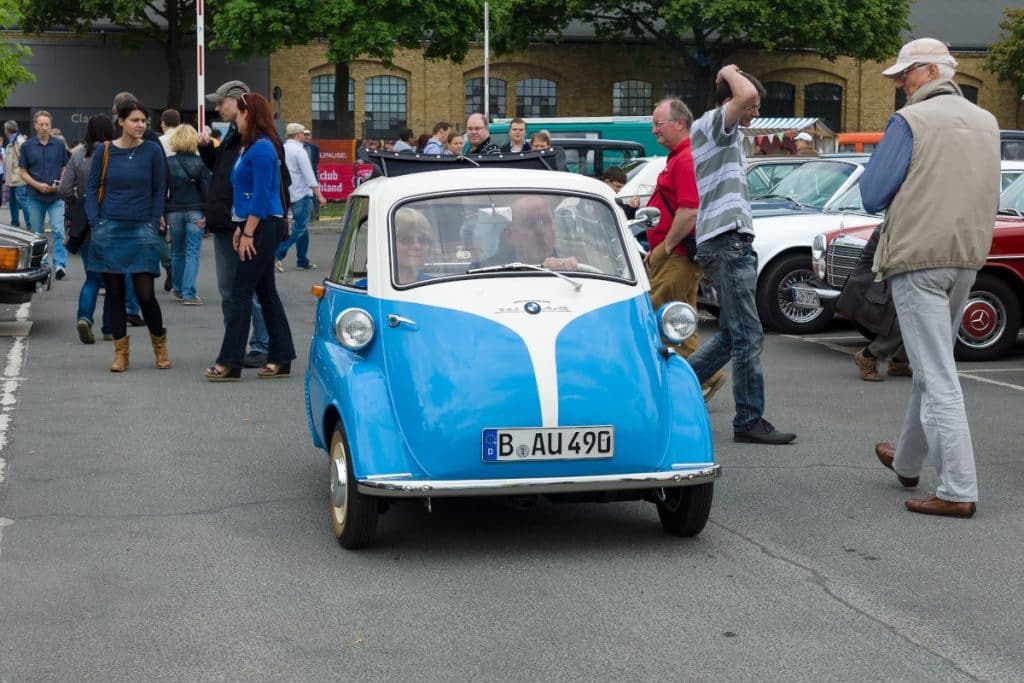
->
<box><xmin>199</xmin><ymin>80</ymin><xmax>270</xmax><ymax>369</ymax></box>
<box><xmin>276</xmin><ymin>123</ymin><xmax>326</xmax><ymax>272</ymax></box>
<box><xmin>861</xmin><ymin>38</ymin><xmax>999</xmax><ymax>519</ymax></box>
<box><xmin>301</xmin><ymin>129</ymin><xmax>321</xmax><ymax>221</ymax></box>
<box><xmin>794</xmin><ymin>132</ymin><xmax>817</xmax><ymax>156</ymax></box>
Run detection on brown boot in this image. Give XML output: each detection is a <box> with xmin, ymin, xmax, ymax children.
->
<box><xmin>853</xmin><ymin>349</ymin><xmax>882</xmax><ymax>381</ymax></box>
<box><xmin>150</xmin><ymin>329</ymin><xmax>171</xmax><ymax>369</ymax></box>
<box><xmin>888</xmin><ymin>361</ymin><xmax>912</xmax><ymax>377</ymax></box>
<box><xmin>110</xmin><ymin>337</ymin><xmax>130</xmax><ymax>372</ymax></box>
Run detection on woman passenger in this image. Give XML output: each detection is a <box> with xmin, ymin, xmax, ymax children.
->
<box><xmin>84</xmin><ymin>100</ymin><xmax>169</xmax><ymax>371</ymax></box>
<box><xmin>165</xmin><ymin>124</ymin><xmax>211</xmax><ymax>305</ymax></box>
<box><xmin>445</xmin><ymin>132</ymin><xmax>464</xmax><ymax>156</ymax></box>
<box><xmin>204</xmin><ymin>92</ymin><xmax>295</xmax><ymax>381</ymax></box>
<box><xmin>394</xmin><ymin>207</ymin><xmax>433</xmax><ymax>284</ymax></box>
<box><xmin>59</xmin><ymin>113</ymin><xmax>114</xmax><ymax>344</ymax></box>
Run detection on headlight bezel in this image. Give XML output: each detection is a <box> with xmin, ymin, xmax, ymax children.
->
<box><xmin>334</xmin><ymin>307</ymin><xmax>375</xmax><ymax>351</ymax></box>
<box><xmin>657</xmin><ymin>301</ymin><xmax>698</xmax><ymax>345</ymax></box>
<box><xmin>812</xmin><ymin>234</ymin><xmax>826</xmax><ymax>281</ymax></box>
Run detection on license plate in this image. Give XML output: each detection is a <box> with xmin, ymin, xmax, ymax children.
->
<box><xmin>791</xmin><ymin>285</ymin><xmax>820</xmax><ymax>308</ymax></box>
<box><xmin>482</xmin><ymin>426</ymin><xmax>614</xmax><ymax>462</ymax></box>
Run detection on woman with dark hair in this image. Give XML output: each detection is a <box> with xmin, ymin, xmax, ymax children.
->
<box><xmin>204</xmin><ymin>92</ymin><xmax>295</xmax><ymax>381</ymax></box>
<box><xmin>84</xmin><ymin>100</ymin><xmax>170</xmax><ymax>371</ymax></box>
<box><xmin>415</xmin><ymin>133</ymin><xmax>431</xmax><ymax>153</ymax></box>
<box><xmin>59</xmin><ymin>114</ymin><xmax>114</xmax><ymax>344</ymax></box>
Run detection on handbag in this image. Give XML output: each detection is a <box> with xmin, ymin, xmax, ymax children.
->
<box><xmin>65</xmin><ymin>142</ymin><xmax>110</xmax><ymax>254</ymax></box>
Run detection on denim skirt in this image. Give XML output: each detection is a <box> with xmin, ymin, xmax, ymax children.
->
<box><xmin>86</xmin><ymin>218</ymin><xmax>162</xmax><ymax>275</ymax></box>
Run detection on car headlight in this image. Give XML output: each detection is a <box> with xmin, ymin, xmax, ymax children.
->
<box><xmin>334</xmin><ymin>308</ymin><xmax>375</xmax><ymax>350</ymax></box>
<box><xmin>812</xmin><ymin>234</ymin><xmax>826</xmax><ymax>281</ymax></box>
<box><xmin>658</xmin><ymin>302</ymin><xmax>698</xmax><ymax>344</ymax></box>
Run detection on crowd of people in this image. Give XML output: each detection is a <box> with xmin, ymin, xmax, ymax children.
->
<box><xmin>380</xmin><ymin>115</ymin><xmax>553</xmax><ymax>156</ymax></box>
<box><xmin>1</xmin><ymin>79</ymin><xmax>326</xmax><ymax>380</ymax></box>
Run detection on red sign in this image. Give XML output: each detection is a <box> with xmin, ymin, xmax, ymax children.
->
<box><xmin>313</xmin><ymin>139</ymin><xmax>358</xmax><ymax>201</ymax></box>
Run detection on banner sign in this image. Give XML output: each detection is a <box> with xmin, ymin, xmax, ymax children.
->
<box><xmin>313</xmin><ymin>139</ymin><xmax>358</xmax><ymax>201</ymax></box>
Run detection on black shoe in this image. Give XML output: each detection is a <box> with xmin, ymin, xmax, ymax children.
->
<box><xmin>734</xmin><ymin>419</ymin><xmax>796</xmax><ymax>445</ymax></box>
<box><xmin>126</xmin><ymin>313</ymin><xmax>145</xmax><ymax>327</ymax></box>
<box><xmin>243</xmin><ymin>350</ymin><xmax>268</xmax><ymax>368</ymax></box>
<box><xmin>163</xmin><ymin>267</ymin><xmax>173</xmax><ymax>291</ymax></box>
<box><xmin>55</xmin><ymin>267</ymin><xmax>66</xmax><ymax>280</ymax></box>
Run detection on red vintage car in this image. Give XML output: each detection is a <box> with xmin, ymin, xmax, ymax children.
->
<box><xmin>800</xmin><ymin>212</ymin><xmax>1024</xmax><ymax>361</ymax></box>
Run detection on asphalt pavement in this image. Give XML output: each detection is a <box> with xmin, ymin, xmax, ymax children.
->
<box><xmin>0</xmin><ymin>226</ymin><xmax>1022</xmax><ymax>680</ymax></box>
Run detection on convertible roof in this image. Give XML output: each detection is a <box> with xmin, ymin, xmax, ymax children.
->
<box><xmin>357</xmin><ymin>146</ymin><xmax>568</xmax><ymax>178</ymax></box>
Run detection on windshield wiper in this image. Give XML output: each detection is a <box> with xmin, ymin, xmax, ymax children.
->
<box><xmin>466</xmin><ymin>262</ymin><xmax>583</xmax><ymax>291</ymax></box>
<box><xmin>997</xmin><ymin>207</ymin><xmax>1024</xmax><ymax>217</ymax></box>
<box><xmin>757</xmin><ymin>194</ymin><xmax>806</xmax><ymax>209</ymax></box>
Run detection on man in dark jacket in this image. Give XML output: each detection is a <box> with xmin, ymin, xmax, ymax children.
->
<box><xmin>198</xmin><ymin>80</ymin><xmax>270</xmax><ymax>368</ymax></box>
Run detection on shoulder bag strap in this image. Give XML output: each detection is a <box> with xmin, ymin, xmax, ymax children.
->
<box><xmin>97</xmin><ymin>142</ymin><xmax>111</xmax><ymax>206</ymax></box>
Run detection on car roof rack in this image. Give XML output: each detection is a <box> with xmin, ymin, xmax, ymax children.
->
<box><xmin>356</xmin><ymin>146</ymin><xmax>567</xmax><ymax>178</ymax></box>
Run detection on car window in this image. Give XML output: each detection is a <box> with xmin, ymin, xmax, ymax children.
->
<box><xmin>1001</xmin><ymin>140</ymin><xmax>1024</xmax><ymax>160</ymax></box>
<box><xmin>391</xmin><ymin>192</ymin><xmax>635</xmax><ymax>286</ymax></box>
<box><xmin>999</xmin><ymin>173</ymin><xmax>1024</xmax><ymax>212</ymax></box>
<box><xmin>330</xmin><ymin>195</ymin><xmax>370</xmax><ymax>287</ymax></box>
<box><xmin>768</xmin><ymin>161</ymin><xmax>857</xmax><ymax>209</ymax></box>
<box><xmin>747</xmin><ymin>167</ymin><xmax>771</xmax><ymax>198</ymax></box>
<box><xmin>826</xmin><ymin>182</ymin><xmax>872</xmax><ymax>214</ymax></box>
<box><xmin>1001</xmin><ymin>170</ymin><xmax>1023</xmax><ymax>192</ymax></box>
<box><xmin>621</xmin><ymin>158</ymin><xmax>648</xmax><ymax>180</ymax></box>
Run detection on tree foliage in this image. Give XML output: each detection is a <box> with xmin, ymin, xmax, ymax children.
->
<box><xmin>17</xmin><ymin>0</ymin><xmax>195</xmax><ymax>108</ymax></box>
<box><xmin>0</xmin><ymin>0</ymin><xmax>36</xmax><ymax>106</ymax></box>
<box><xmin>491</xmin><ymin>0</ymin><xmax>912</xmax><ymax>112</ymax></box>
<box><xmin>985</xmin><ymin>7</ymin><xmax>1024</xmax><ymax>97</ymax></box>
<box><xmin>212</xmin><ymin>0</ymin><xmax>484</xmax><ymax>137</ymax></box>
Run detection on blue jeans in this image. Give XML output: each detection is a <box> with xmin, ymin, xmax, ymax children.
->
<box><xmin>275</xmin><ymin>195</ymin><xmax>312</xmax><ymax>267</ymax></box>
<box><xmin>76</xmin><ymin>241</ymin><xmax>110</xmax><ymax>333</ymax></box>
<box><xmin>687</xmin><ymin>232</ymin><xmax>766</xmax><ymax>431</ymax></box>
<box><xmin>216</xmin><ymin>217</ymin><xmax>295</xmax><ymax>367</ymax></box>
<box><xmin>213</xmin><ymin>231</ymin><xmax>268</xmax><ymax>354</ymax></box>
<box><xmin>8</xmin><ymin>185</ymin><xmax>30</xmax><ymax>227</ymax></box>
<box><xmin>24</xmin><ymin>195</ymin><xmax>67</xmax><ymax>269</ymax></box>
<box><xmin>168</xmin><ymin>210</ymin><xmax>204</xmax><ymax>298</ymax></box>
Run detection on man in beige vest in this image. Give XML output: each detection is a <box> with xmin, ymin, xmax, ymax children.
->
<box><xmin>860</xmin><ymin>38</ymin><xmax>999</xmax><ymax>518</ymax></box>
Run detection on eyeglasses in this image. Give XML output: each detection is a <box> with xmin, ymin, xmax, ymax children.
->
<box><xmin>745</xmin><ymin>103</ymin><xmax>761</xmax><ymax>113</ymax></box>
<box><xmin>652</xmin><ymin>118</ymin><xmax>679</xmax><ymax>128</ymax></box>
<box><xmin>896</xmin><ymin>63</ymin><xmax>928</xmax><ymax>81</ymax></box>
<box><xmin>397</xmin><ymin>233</ymin><xmax>431</xmax><ymax>246</ymax></box>
<box><xmin>518</xmin><ymin>215</ymin><xmax>554</xmax><ymax>230</ymax></box>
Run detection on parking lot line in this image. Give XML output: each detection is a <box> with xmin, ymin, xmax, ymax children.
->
<box><xmin>957</xmin><ymin>372</ymin><xmax>1024</xmax><ymax>391</ymax></box>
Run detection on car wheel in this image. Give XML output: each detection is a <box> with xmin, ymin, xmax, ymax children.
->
<box><xmin>328</xmin><ymin>423</ymin><xmax>379</xmax><ymax>549</ymax></box>
<box><xmin>756</xmin><ymin>252</ymin><xmax>831</xmax><ymax>334</ymax></box>
<box><xmin>656</xmin><ymin>483</ymin><xmax>713</xmax><ymax>537</ymax></box>
<box><xmin>955</xmin><ymin>273</ymin><xmax>1021</xmax><ymax>362</ymax></box>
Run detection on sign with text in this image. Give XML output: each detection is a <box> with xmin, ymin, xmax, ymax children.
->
<box><xmin>313</xmin><ymin>139</ymin><xmax>358</xmax><ymax>201</ymax></box>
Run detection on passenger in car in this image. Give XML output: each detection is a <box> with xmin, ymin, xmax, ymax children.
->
<box><xmin>394</xmin><ymin>207</ymin><xmax>434</xmax><ymax>284</ymax></box>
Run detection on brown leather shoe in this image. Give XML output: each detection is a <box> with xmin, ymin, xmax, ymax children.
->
<box><xmin>888</xmin><ymin>361</ymin><xmax>912</xmax><ymax>377</ymax></box>
<box><xmin>905</xmin><ymin>494</ymin><xmax>976</xmax><ymax>518</ymax></box>
<box><xmin>874</xmin><ymin>442</ymin><xmax>919</xmax><ymax>488</ymax></box>
<box><xmin>854</xmin><ymin>349</ymin><xmax>882</xmax><ymax>381</ymax></box>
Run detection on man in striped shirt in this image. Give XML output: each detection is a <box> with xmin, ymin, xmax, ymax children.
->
<box><xmin>687</xmin><ymin>65</ymin><xmax>796</xmax><ymax>445</ymax></box>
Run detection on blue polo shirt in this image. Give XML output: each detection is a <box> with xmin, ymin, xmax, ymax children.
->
<box><xmin>18</xmin><ymin>136</ymin><xmax>70</xmax><ymax>202</ymax></box>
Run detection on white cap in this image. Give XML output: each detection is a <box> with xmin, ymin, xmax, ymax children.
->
<box><xmin>882</xmin><ymin>38</ymin><xmax>957</xmax><ymax>78</ymax></box>
<box><xmin>795</xmin><ymin>132</ymin><xmax>814</xmax><ymax>143</ymax></box>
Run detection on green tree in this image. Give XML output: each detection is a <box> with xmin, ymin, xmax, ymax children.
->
<box><xmin>491</xmin><ymin>0</ymin><xmax>911</xmax><ymax>114</ymax></box>
<box><xmin>212</xmin><ymin>0</ymin><xmax>484</xmax><ymax>138</ymax></box>
<box><xmin>985</xmin><ymin>7</ymin><xmax>1024</xmax><ymax>97</ymax></box>
<box><xmin>17</xmin><ymin>0</ymin><xmax>195</xmax><ymax>108</ymax></box>
<box><xmin>0</xmin><ymin>0</ymin><xmax>36</xmax><ymax>106</ymax></box>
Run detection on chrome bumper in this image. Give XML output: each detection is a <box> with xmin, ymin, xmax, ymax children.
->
<box><xmin>357</xmin><ymin>464</ymin><xmax>720</xmax><ymax>497</ymax></box>
<box><xmin>789</xmin><ymin>283</ymin><xmax>841</xmax><ymax>311</ymax></box>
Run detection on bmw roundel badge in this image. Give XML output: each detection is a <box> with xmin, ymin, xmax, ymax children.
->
<box><xmin>524</xmin><ymin>301</ymin><xmax>541</xmax><ymax>315</ymax></box>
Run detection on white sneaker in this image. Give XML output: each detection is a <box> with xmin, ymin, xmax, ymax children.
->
<box><xmin>274</xmin><ymin>260</ymin><xmax>285</xmax><ymax>272</ymax></box>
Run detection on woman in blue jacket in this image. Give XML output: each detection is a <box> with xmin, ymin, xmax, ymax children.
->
<box><xmin>204</xmin><ymin>93</ymin><xmax>295</xmax><ymax>381</ymax></box>
<box><xmin>85</xmin><ymin>100</ymin><xmax>169</xmax><ymax>372</ymax></box>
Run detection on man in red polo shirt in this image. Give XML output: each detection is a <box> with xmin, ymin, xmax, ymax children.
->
<box><xmin>645</xmin><ymin>97</ymin><xmax>726</xmax><ymax>401</ymax></box>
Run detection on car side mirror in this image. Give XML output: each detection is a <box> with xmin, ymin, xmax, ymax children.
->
<box><xmin>635</xmin><ymin>207</ymin><xmax>660</xmax><ymax>227</ymax></box>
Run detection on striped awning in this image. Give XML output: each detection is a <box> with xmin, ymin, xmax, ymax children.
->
<box><xmin>741</xmin><ymin>117</ymin><xmax>836</xmax><ymax>138</ymax></box>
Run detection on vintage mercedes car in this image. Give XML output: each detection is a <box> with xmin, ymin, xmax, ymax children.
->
<box><xmin>0</xmin><ymin>222</ymin><xmax>52</xmax><ymax>304</ymax></box>
<box><xmin>305</xmin><ymin>150</ymin><xmax>718</xmax><ymax>549</ymax></box>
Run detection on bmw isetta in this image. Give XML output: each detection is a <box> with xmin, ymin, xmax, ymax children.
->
<box><xmin>305</xmin><ymin>150</ymin><xmax>718</xmax><ymax>548</ymax></box>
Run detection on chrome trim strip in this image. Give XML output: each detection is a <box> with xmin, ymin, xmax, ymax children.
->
<box><xmin>0</xmin><ymin>266</ymin><xmax>53</xmax><ymax>283</ymax></box>
<box><xmin>357</xmin><ymin>464</ymin><xmax>720</xmax><ymax>497</ymax></box>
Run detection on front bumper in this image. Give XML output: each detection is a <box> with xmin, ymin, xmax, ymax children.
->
<box><xmin>789</xmin><ymin>282</ymin><xmax>841</xmax><ymax>312</ymax></box>
<box><xmin>358</xmin><ymin>464</ymin><xmax>720</xmax><ymax>497</ymax></box>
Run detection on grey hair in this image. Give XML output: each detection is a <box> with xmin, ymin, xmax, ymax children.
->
<box><xmin>936</xmin><ymin>64</ymin><xmax>956</xmax><ymax>80</ymax></box>
<box><xmin>3</xmin><ymin>120</ymin><xmax>16</xmax><ymax>133</ymax></box>
<box><xmin>112</xmin><ymin>91</ymin><xmax>137</xmax><ymax>110</ymax></box>
<box><xmin>656</xmin><ymin>98</ymin><xmax>694</xmax><ymax>129</ymax></box>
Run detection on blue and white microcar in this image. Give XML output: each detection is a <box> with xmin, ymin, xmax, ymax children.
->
<box><xmin>305</xmin><ymin>151</ymin><xmax>718</xmax><ymax>548</ymax></box>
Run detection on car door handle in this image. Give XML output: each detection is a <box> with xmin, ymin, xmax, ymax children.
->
<box><xmin>387</xmin><ymin>314</ymin><xmax>417</xmax><ymax>329</ymax></box>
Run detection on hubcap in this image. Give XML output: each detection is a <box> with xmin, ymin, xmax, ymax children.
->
<box><xmin>777</xmin><ymin>268</ymin><xmax>822</xmax><ymax>324</ymax></box>
<box><xmin>329</xmin><ymin>442</ymin><xmax>348</xmax><ymax>512</ymax></box>
<box><xmin>958</xmin><ymin>292</ymin><xmax>1005</xmax><ymax>349</ymax></box>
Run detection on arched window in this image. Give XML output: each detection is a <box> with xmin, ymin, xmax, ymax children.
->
<box><xmin>464</xmin><ymin>78</ymin><xmax>507</xmax><ymax>119</ymax></box>
<box><xmin>804</xmin><ymin>82</ymin><xmax>842</xmax><ymax>133</ymax></box>
<box><xmin>612</xmin><ymin>80</ymin><xmax>652</xmax><ymax>116</ymax></box>
<box><xmin>664</xmin><ymin>79</ymin><xmax>700</xmax><ymax>116</ymax></box>
<box><xmin>364</xmin><ymin>75</ymin><xmax>407</xmax><ymax>140</ymax></box>
<box><xmin>760</xmin><ymin>81</ymin><xmax>795</xmax><ymax>117</ymax></box>
<box><xmin>960</xmin><ymin>84</ymin><xmax>979</xmax><ymax>104</ymax></box>
<box><xmin>310</xmin><ymin>75</ymin><xmax>354</xmax><ymax>138</ymax></box>
<box><xmin>516</xmin><ymin>78</ymin><xmax>557</xmax><ymax>117</ymax></box>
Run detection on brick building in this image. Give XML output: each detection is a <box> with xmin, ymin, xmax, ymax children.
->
<box><xmin>271</xmin><ymin>0</ymin><xmax>1024</xmax><ymax>140</ymax></box>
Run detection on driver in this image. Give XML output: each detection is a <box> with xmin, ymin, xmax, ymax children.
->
<box><xmin>494</xmin><ymin>195</ymin><xmax>578</xmax><ymax>270</ymax></box>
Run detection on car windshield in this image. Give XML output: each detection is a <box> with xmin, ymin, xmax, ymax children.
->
<box><xmin>621</xmin><ymin>158</ymin><xmax>650</xmax><ymax>181</ymax></box>
<box><xmin>391</xmin><ymin>191</ymin><xmax>635</xmax><ymax>286</ymax></box>
<box><xmin>825</xmin><ymin>182</ymin><xmax>876</xmax><ymax>215</ymax></box>
<box><xmin>999</xmin><ymin>173</ymin><xmax>1024</xmax><ymax>214</ymax></box>
<box><xmin>764</xmin><ymin>161</ymin><xmax>858</xmax><ymax>210</ymax></box>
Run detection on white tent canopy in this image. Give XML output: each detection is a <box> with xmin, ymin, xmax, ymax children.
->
<box><xmin>741</xmin><ymin>117</ymin><xmax>836</xmax><ymax>138</ymax></box>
